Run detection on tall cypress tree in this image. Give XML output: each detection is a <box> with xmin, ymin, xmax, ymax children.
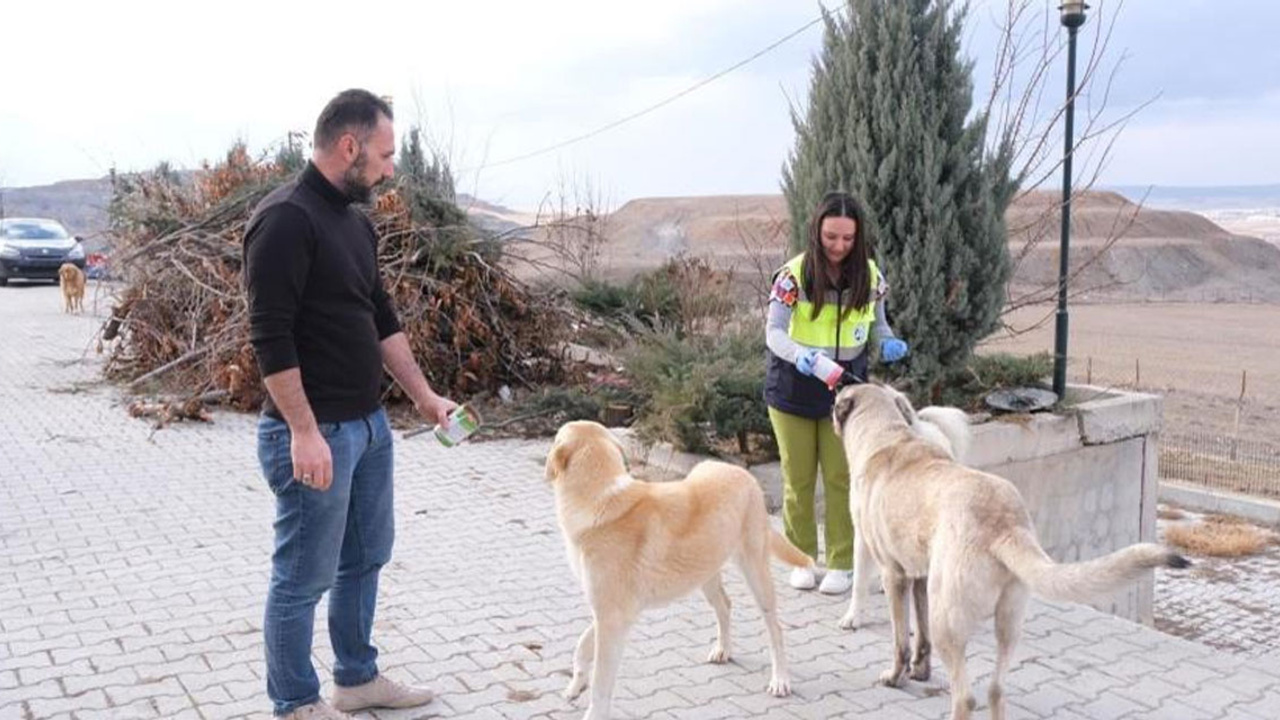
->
<box><xmin>783</xmin><ymin>0</ymin><xmax>1015</xmax><ymax>394</ymax></box>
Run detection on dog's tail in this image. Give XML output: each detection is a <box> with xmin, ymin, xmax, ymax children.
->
<box><xmin>769</xmin><ymin>529</ymin><xmax>815</xmax><ymax>568</ymax></box>
<box><xmin>915</xmin><ymin>406</ymin><xmax>971</xmax><ymax>463</ymax></box>
<box><xmin>994</xmin><ymin>527</ymin><xmax>1188</xmax><ymax>603</ymax></box>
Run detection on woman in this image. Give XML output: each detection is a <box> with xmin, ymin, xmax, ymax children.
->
<box><xmin>764</xmin><ymin>191</ymin><xmax>907</xmax><ymax>593</ymax></box>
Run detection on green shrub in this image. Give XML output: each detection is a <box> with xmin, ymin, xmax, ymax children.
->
<box><xmin>621</xmin><ymin>327</ymin><xmax>770</xmax><ymax>456</ymax></box>
<box><xmin>932</xmin><ymin>351</ymin><xmax>1053</xmax><ymax>410</ymax></box>
<box><xmin>569</xmin><ymin>257</ymin><xmax>734</xmax><ymax>337</ymax></box>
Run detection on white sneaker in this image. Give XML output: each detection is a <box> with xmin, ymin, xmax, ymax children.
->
<box><xmin>818</xmin><ymin>569</ymin><xmax>853</xmax><ymax>595</ymax></box>
<box><xmin>789</xmin><ymin>566</ymin><xmax>817</xmax><ymax>590</ymax></box>
<box><xmin>279</xmin><ymin>701</ymin><xmax>353</xmax><ymax>719</ymax></box>
<box><xmin>331</xmin><ymin>674</ymin><xmax>435</xmax><ymax>712</ymax></box>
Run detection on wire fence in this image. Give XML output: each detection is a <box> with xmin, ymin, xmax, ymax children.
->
<box><xmin>1160</xmin><ymin>433</ymin><xmax>1280</xmax><ymax>500</ymax></box>
<box><xmin>1063</xmin><ymin>356</ymin><xmax>1280</xmax><ymax>499</ymax></box>
<box><xmin>1072</xmin><ymin>290</ymin><xmax>1278</xmax><ymax>305</ymax></box>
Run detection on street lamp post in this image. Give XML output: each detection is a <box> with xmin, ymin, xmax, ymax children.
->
<box><xmin>1053</xmin><ymin>0</ymin><xmax>1089</xmax><ymax>400</ymax></box>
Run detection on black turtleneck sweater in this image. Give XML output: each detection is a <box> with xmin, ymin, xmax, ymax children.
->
<box><xmin>243</xmin><ymin>162</ymin><xmax>402</xmax><ymax>422</ymax></box>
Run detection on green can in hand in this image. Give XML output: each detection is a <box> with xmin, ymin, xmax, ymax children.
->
<box><xmin>435</xmin><ymin>405</ymin><xmax>481</xmax><ymax>447</ymax></box>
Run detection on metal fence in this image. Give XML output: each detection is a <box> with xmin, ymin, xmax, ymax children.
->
<box><xmin>1160</xmin><ymin>433</ymin><xmax>1280</xmax><ymax>499</ymax></box>
<box><xmin>1062</xmin><ymin>357</ymin><xmax>1280</xmax><ymax>499</ymax></box>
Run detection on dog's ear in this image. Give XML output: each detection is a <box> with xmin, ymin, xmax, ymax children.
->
<box><xmin>893</xmin><ymin>392</ymin><xmax>917</xmax><ymax>425</ymax></box>
<box><xmin>832</xmin><ymin>388</ymin><xmax>857</xmax><ymax>434</ymax></box>
<box><xmin>544</xmin><ymin>440</ymin><xmax>573</xmax><ymax>483</ymax></box>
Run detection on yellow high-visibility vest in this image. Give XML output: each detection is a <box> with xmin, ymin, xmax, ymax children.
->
<box><xmin>780</xmin><ymin>253</ymin><xmax>880</xmax><ymax>349</ymax></box>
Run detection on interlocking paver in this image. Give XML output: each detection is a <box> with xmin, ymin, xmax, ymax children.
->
<box><xmin>3</xmin><ymin>283</ymin><xmax>1280</xmax><ymax>720</ymax></box>
<box><xmin>1154</xmin><ymin>512</ymin><xmax>1280</xmax><ymax>657</ymax></box>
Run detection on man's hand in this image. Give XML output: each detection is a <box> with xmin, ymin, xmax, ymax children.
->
<box><xmin>416</xmin><ymin>392</ymin><xmax>459</xmax><ymax>428</ymax></box>
<box><xmin>261</xmin><ymin>368</ymin><xmax>332</xmax><ymax>491</ymax></box>
<box><xmin>291</xmin><ymin>427</ymin><xmax>333</xmax><ymax>490</ymax></box>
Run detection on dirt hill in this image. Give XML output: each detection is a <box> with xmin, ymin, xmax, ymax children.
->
<box><xmin>1</xmin><ymin>177</ymin><xmax>113</xmax><ymax>247</ymax></box>
<box><xmin>1006</xmin><ymin>190</ymin><xmax>1280</xmax><ymax>303</ymax></box>
<box><xmin>11</xmin><ymin>174</ymin><xmax>1280</xmax><ymax>303</ymax></box>
<box><xmin>512</xmin><ymin>190</ymin><xmax>1280</xmax><ymax>304</ymax></box>
<box><xmin>0</xmin><ymin>178</ymin><xmax>531</xmax><ymax>251</ymax></box>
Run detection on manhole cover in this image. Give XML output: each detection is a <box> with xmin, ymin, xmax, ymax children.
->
<box><xmin>984</xmin><ymin>387</ymin><xmax>1058</xmax><ymax>413</ymax></box>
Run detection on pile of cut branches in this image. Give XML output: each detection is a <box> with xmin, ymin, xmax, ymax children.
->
<box><xmin>101</xmin><ymin>142</ymin><xmax>571</xmax><ymax>421</ymax></box>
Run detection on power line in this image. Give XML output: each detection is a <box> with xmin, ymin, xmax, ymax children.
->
<box><xmin>465</xmin><ymin>7</ymin><xmax>842</xmax><ymax>173</ymax></box>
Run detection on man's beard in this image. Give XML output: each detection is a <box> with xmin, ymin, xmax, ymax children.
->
<box><xmin>341</xmin><ymin>150</ymin><xmax>382</xmax><ymax>203</ymax></box>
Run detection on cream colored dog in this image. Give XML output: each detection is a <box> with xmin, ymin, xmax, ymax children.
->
<box><xmin>58</xmin><ymin>263</ymin><xmax>86</xmax><ymax>314</ymax></box>
<box><xmin>838</xmin><ymin>386</ymin><xmax>970</xmax><ymax>641</ymax></box>
<box><xmin>545</xmin><ymin>420</ymin><xmax>813</xmax><ymax>720</ymax></box>
<box><xmin>831</xmin><ymin>384</ymin><xmax>1188</xmax><ymax>720</ymax></box>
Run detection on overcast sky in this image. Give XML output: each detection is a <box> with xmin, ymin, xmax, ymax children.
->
<box><xmin>1</xmin><ymin>0</ymin><xmax>1276</xmax><ymax>209</ymax></box>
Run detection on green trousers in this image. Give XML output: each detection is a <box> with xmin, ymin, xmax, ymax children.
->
<box><xmin>768</xmin><ymin>407</ymin><xmax>853</xmax><ymax>570</ymax></box>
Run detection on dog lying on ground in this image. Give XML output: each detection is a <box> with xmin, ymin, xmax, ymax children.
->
<box><xmin>58</xmin><ymin>263</ymin><xmax>86</xmax><ymax>314</ymax></box>
<box><xmin>831</xmin><ymin>384</ymin><xmax>1188</xmax><ymax>720</ymax></box>
<box><xmin>545</xmin><ymin>420</ymin><xmax>813</xmax><ymax>720</ymax></box>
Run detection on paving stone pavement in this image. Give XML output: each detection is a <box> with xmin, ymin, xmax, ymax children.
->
<box><xmin>2</xmin><ymin>283</ymin><xmax>1279</xmax><ymax>720</ymax></box>
<box><xmin>1154</xmin><ymin>511</ymin><xmax>1280</xmax><ymax>657</ymax></box>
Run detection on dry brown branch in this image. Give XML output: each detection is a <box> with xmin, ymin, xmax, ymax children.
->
<box><xmin>733</xmin><ymin>205</ymin><xmax>788</xmax><ymax>317</ymax></box>
<box><xmin>101</xmin><ymin>142</ymin><xmax>581</xmax><ymax>417</ymax></box>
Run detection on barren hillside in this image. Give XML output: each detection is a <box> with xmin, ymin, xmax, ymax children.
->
<box><xmin>512</xmin><ymin>190</ymin><xmax>1280</xmax><ymax>304</ymax></box>
<box><xmin>12</xmin><ymin>174</ymin><xmax>1280</xmax><ymax>303</ymax></box>
<box><xmin>1006</xmin><ymin>191</ymin><xmax>1280</xmax><ymax>303</ymax></box>
<box><xmin>0</xmin><ymin>177</ymin><xmax>113</xmax><ymax>246</ymax></box>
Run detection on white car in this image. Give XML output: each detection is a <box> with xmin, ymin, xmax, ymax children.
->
<box><xmin>0</xmin><ymin>217</ymin><xmax>86</xmax><ymax>285</ymax></box>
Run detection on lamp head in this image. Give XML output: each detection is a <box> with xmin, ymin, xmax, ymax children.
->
<box><xmin>1060</xmin><ymin>1</ymin><xmax>1089</xmax><ymax>28</ymax></box>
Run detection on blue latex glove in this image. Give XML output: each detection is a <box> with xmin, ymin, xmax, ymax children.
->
<box><xmin>880</xmin><ymin>338</ymin><xmax>908</xmax><ymax>363</ymax></box>
<box><xmin>796</xmin><ymin>348</ymin><xmax>821</xmax><ymax>376</ymax></box>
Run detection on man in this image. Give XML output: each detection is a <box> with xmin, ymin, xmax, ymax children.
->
<box><xmin>244</xmin><ymin>89</ymin><xmax>456</xmax><ymax>719</ymax></box>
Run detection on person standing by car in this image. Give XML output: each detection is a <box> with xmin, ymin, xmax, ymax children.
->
<box><xmin>244</xmin><ymin>89</ymin><xmax>457</xmax><ymax>719</ymax></box>
<box><xmin>763</xmin><ymin>191</ymin><xmax>908</xmax><ymax>595</ymax></box>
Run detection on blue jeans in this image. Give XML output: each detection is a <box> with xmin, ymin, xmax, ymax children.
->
<box><xmin>256</xmin><ymin>407</ymin><xmax>395</xmax><ymax>716</ymax></box>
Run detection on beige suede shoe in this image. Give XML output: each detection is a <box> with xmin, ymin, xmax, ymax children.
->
<box><xmin>331</xmin><ymin>674</ymin><xmax>435</xmax><ymax>712</ymax></box>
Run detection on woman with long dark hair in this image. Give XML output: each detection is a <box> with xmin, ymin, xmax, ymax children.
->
<box><xmin>763</xmin><ymin>191</ymin><xmax>908</xmax><ymax>593</ymax></box>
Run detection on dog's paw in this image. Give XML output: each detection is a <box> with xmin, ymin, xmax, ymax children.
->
<box><xmin>767</xmin><ymin>675</ymin><xmax>792</xmax><ymax>697</ymax></box>
<box><xmin>562</xmin><ymin>674</ymin><xmax>587</xmax><ymax>700</ymax></box>
<box><xmin>837</xmin><ymin>612</ymin><xmax>859</xmax><ymax>631</ymax></box>
<box><xmin>707</xmin><ymin>645</ymin><xmax>731</xmax><ymax>664</ymax></box>
<box><xmin>878</xmin><ymin>666</ymin><xmax>907</xmax><ymax>688</ymax></box>
<box><xmin>909</xmin><ymin>662</ymin><xmax>931</xmax><ymax>682</ymax></box>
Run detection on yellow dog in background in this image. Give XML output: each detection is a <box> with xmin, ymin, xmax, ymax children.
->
<box><xmin>58</xmin><ymin>263</ymin><xmax>85</xmax><ymax>313</ymax></box>
<box><xmin>545</xmin><ymin>420</ymin><xmax>812</xmax><ymax>720</ymax></box>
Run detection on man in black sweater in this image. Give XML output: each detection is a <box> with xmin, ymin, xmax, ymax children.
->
<box><xmin>244</xmin><ymin>89</ymin><xmax>454</xmax><ymax>719</ymax></box>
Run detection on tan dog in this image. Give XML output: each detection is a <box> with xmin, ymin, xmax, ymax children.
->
<box><xmin>831</xmin><ymin>384</ymin><xmax>1188</xmax><ymax>720</ymax></box>
<box><xmin>58</xmin><ymin>263</ymin><xmax>85</xmax><ymax>313</ymax></box>
<box><xmin>838</xmin><ymin>386</ymin><xmax>970</xmax><ymax>639</ymax></box>
<box><xmin>545</xmin><ymin>420</ymin><xmax>813</xmax><ymax>720</ymax></box>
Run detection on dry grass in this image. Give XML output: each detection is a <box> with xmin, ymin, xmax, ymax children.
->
<box><xmin>1164</xmin><ymin>515</ymin><xmax>1278</xmax><ymax>557</ymax></box>
<box><xmin>984</xmin><ymin>304</ymin><xmax>1280</xmax><ymax>444</ymax></box>
<box><xmin>1157</xmin><ymin>506</ymin><xmax>1187</xmax><ymax>521</ymax></box>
